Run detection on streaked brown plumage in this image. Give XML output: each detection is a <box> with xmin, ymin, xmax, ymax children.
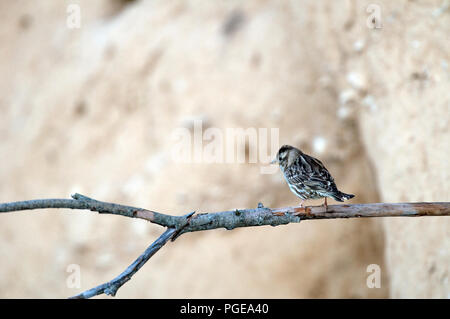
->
<box><xmin>272</xmin><ymin>145</ymin><xmax>354</xmax><ymax>210</ymax></box>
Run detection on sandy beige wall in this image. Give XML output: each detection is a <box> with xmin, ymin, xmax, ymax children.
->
<box><xmin>0</xmin><ymin>0</ymin><xmax>447</xmax><ymax>298</ymax></box>
<box><xmin>352</xmin><ymin>1</ymin><xmax>449</xmax><ymax>297</ymax></box>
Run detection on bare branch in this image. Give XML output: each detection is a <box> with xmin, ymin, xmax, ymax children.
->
<box><xmin>69</xmin><ymin>211</ymin><xmax>194</xmax><ymax>299</ymax></box>
<box><xmin>171</xmin><ymin>202</ymin><xmax>450</xmax><ymax>237</ymax></box>
<box><xmin>0</xmin><ymin>194</ymin><xmax>448</xmax><ymax>298</ymax></box>
<box><xmin>272</xmin><ymin>202</ymin><xmax>450</xmax><ymax>219</ymax></box>
<box><xmin>0</xmin><ymin>193</ymin><xmax>185</xmax><ymax>228</ymax></box>
<box><xmin>69</xmin><ymin>228</ymin><xmax>177</xmax><ymax>299</ymax></box>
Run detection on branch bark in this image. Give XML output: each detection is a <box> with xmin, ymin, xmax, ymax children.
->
<box><xmin>0</xmin><ymin>194</ymin><xmax>448</xmax><ymax>298</ymax></box>
<box><xmin>0</xmin><ymin>193</ymin><xmax>187</xmax><ymax>228</ymax></box>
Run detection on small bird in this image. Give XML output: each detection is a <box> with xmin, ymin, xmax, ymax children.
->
<box><xmin>271</xmin><ymin>145</ymin><xmax>354</xmax><ymax>211</ymax></box>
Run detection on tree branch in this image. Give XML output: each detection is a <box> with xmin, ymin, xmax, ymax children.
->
<box><xmin>0</xmin><ymin>193</ymin><xmax>186</xmax><ymax>228</ymax></box>
<box><xmin>0</xmin><ymin>194</ymin><xmax>448</xmax><ymax>298</ymax></box>
<box><xmin>68</xmin><ymin>228</ymin><xmax>177</xmax><ymax>299</ymax></box>
<box><xmin>173</xmin><ymin>202</ymin><xmax>450</xmax><ymax>238</ymax></box>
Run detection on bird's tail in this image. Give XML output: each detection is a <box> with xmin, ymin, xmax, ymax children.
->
<box><xmin>331</xmin><ymin>191</ymin><xmax>355</xmax><ymax>202</ymax></box>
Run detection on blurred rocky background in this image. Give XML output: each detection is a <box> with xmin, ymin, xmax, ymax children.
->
<box><xmin>0</xmin><ymin>0</ymin><xmax>448</xmax><ymax>298</ymax></box>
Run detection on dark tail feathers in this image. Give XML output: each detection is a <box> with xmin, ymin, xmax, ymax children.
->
<box><xmin>331</xmin><ymin>191</ymin><xmax>355</xmax><ymax>202</ymax></box>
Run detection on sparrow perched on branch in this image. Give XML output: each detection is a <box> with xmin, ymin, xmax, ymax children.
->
<box><xmin>271</xmin><ymin>145</ymin><xmax>354</xmax><ymax>211</ymax></box>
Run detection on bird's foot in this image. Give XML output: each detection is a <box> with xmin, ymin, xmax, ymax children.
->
<box><xmin>322</xmin><ymin>198</ymin><xmax>328</xmax><ymax>212</ymax></box>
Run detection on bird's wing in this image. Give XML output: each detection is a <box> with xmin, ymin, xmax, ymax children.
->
<box><xmin>296</xmin><ymin>153</ymin><xmax>338</xmax><ymax>192</ymax></box>
<box><xmin>284</xmin><ymin>163</ymin><xmax>306</xmax><ymax>185</ymax></box>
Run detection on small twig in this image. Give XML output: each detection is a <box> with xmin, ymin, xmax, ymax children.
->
<box><xmin>69</xmin><ymin>211</ymin><xmax>195</xmax><ymax>299</ymax></box>
<box><xmin>69</xmin><ymin>228</ymin><xmax>177</xmax><ymax>299</ymax></box>
<box><xmin>0</xmin><ymin>194</ymin><xmax>448</xmax><ymax>298</ymax></box>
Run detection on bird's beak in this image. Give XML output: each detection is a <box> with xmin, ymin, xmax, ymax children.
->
<box><xmin>270</xmin><ymin>158</ymin><xmax>278</xmax><ymax>164</ymax></box>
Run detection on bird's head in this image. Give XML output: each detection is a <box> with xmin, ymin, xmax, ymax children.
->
<box><xmin>271</xmin><ymin>145</ymin><xmax>301</xmax><ymax>168</ymax></box>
